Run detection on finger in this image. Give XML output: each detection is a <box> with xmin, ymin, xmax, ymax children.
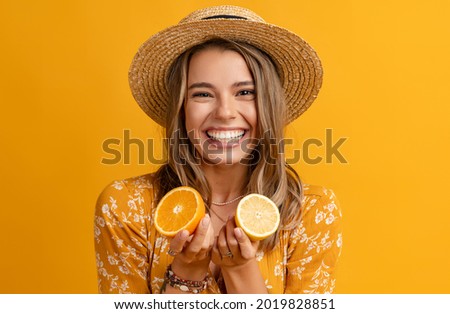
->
<box><xmin>205</xmin><ymin>218</ymin><xmax>216</xmax><ymax>248</ymax></box>
<box><xmin>185</xmin><ymin>234</ymin><xmax>194</xmax><ymax>243</ymax></box>
<box><xmin>196</xmin><ymin>224</ymin><xmax>215</xmax><ymax>258</ymax></box>
<box><xmin>234</xmin><ymin>227</ymin><xmax>256</xmax><ymax>259</ymax></box>
<box><xmin>225</xmin><ymin>217</ymin><xmax>239</xmax><ymax>255</ymax></box>
<box><xmin>169</xmin><ymin>229</ymin><xmax>189</xmax><ymax>256</ymax></box>
<box><xmin>185</xmin><ymin>214</ymin><xmax>211</xmax><ymax>253</ymax></box>
<box><xmin>217</xmin><ymin>226</ymin><xmax>231</xmax><ymax>258</ymax></box>
<box><xmin>211</xmin><ymin>237</ymin><xmax>222</xmax><ymax>264</ymax></box>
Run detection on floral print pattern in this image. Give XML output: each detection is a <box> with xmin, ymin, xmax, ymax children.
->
<box><xmin>94</xmin><ymin>173</ymin><xmax>343</xmax><ymax>294</ymax></box>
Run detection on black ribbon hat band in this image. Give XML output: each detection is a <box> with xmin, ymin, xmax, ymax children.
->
<box><xmin>202</xmin><ymin>15</ymin><xmax>248</xmax><ymax>20</ymax></box>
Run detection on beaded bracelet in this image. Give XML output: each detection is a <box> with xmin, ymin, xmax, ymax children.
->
<box><xmin>164</xmin><ymin>264</ymin><xmax>209</xmax><ymax>294</ymax></box>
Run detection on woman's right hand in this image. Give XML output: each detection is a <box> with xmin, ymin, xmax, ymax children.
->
<box><xmin>168</xmin><ymin>214</ymin><xmax>214</xmax><ymax>280</ymax></box>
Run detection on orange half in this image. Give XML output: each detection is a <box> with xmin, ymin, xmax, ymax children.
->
<box><xmin>154</xmin><ymin>186</ymin><xmax>205</xmax><ymax>237</ymax></box>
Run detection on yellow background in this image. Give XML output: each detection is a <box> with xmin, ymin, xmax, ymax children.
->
<box><xmin>1</xmin><ymin>0</ymin><xmax>449</xmax><ymax>293</ymax></box>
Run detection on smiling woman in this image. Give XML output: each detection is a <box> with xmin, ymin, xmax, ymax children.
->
<box><xmin>94</xmin><ymin>5</ymin><xmax>342</xmax><ymax>294</ymax></box>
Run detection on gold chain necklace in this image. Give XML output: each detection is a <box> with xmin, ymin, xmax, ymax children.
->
<box><xmin>211</xmin><ymin>194</ymin><xmax>245</xmax><ymax>206</ymax></box>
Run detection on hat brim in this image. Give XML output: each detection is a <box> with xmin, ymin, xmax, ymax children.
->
<box><xmin>129</xmin><ymin>19</ymin><xmax>323</xmax><ymax>126</ymax></box>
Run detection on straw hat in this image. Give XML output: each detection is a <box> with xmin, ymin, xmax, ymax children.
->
<box><xmin>129</xmin><ymin>5</ymin><xmax>323</xmax><ymax>126</ymax></box>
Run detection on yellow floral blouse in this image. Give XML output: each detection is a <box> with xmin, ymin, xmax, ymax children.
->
<box><xmin>94</xmin><ymin>173</ymin><xmax>343</xmax><ymax>294</ymax></box>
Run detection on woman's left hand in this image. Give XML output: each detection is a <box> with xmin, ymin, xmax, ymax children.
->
<box><xmin>211</xmin><ymin>217</ymin><xmax>259</xmax><ymax>267</ymax></box>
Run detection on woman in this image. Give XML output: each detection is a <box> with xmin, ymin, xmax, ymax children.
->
<box><xmin>95</xmin><ymin>5</ymin><xmax>342</xmax><ymax>294</ymax></box>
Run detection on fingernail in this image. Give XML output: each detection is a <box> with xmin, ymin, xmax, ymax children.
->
<box><xmin>180</xmin><ymin>230</ymin><xmax>189</xmax><ymax>239</ymax></box>
<box><xmin>234</xmin><ymin>228</ymin><xmax>242</xmax><ymax>238</ymax></box>
<box><xmin>202</xmin><ymin>215</ymin><xmax>210</xmax><ymax>227</ymax></box>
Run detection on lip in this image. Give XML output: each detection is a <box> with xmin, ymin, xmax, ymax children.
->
<box><xmin>203</xmin><ymin>127</ymin><xmax>247</xmax><ymax>132</ymax></box>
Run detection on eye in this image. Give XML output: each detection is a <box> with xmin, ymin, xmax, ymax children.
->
<box><xmin>192</xmin><ymin>92</ymin><xmax>211</xmax><ymax>98</ymax></box>
<box><xmin>237</xmin><ymin>90</ymin><xmax>256</xmax><ymax>97</ymax></box>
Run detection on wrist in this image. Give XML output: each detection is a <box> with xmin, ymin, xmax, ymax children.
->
<box><xmin>171</xmin><ymin>258</ymin><xmax>209</xmax><ymax>281</ymax></box>
<box><xmin>221</xmin><ymin>257</ymin><xmax>257</xmax><ymax>273</ymax></box>
<box><xmin>163</xmin><ymin>264</ymin><xmax>209</xmax><ymax>294</ymax></box>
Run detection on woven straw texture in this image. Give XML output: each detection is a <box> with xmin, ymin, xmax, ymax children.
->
<box><xmin>129</xmin><ymin>5</ymin><xmax>323</xmax><ymax>126</ymax></box>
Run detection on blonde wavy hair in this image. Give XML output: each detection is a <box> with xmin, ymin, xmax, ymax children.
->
<box><xmin>154</xmin><ymin>38</ymin><xmax>303</xmax><ymax>251</ymax></box>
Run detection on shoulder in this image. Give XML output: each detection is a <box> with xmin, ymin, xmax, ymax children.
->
<box><xmin>302</xmin><ymin>183</ymin><xmax>337</xmax><ymax>200</ymax></box>
<box><xmin>117</xmin><ymin>172</ymin><xmax>156</xmax><ymax>193</ymax></box>
<box><xmin>95</xmin><ymin>173</ymin><xmax>157</xmax><ymax>217</ymax></box>
<box><xmin>299</xmin><ymin>183</ymin><xmax>342</xmax><ymax>229</ymax></box>
<box><xmin>302</xmin><ymin>184</ymin><xmax>340</xmax><ymax>212</ymax></box>
<box><xmin>97</xmin><ymin>173</ymin><xmax>156</xmax><ymax>199</ymax></box>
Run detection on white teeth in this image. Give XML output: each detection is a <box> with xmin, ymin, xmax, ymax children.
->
<box><xmin>206</xmin><ymin>130</ymin><xmax>245</xmax><ymax>140</ymax></box>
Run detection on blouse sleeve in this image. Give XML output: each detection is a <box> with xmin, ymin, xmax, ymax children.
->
<box><xmin>94</xmin><ymin>180</ymin><xmax>150</xmax><ymax>293</ymax></box>
<box><xmin>284</xmin><ymin>187</ymin><xmax>343</xmax><ymax>293</ymax></box>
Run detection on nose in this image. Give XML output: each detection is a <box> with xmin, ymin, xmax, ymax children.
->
<box><xmin>213</xmin><ymin>95</ymin><xmax>237</xmax><ymax>120</ymax></box>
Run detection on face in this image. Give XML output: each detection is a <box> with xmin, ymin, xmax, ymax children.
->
<box><xmin>184</xmin><ymin>47</ymin><xmax>258</xmax><ymax>166</ymax></box>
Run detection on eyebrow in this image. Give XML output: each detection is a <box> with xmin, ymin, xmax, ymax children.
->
<box><xmin>188</xmin><ymin>81</ymin><xmax>254</xmax><ymax>90</ymax></box>
<box><xmin>188</xmin><ymin>82</ymin><xmax>213</xmax><ymax>90</ymax></box>
<box><xmin>234</xmin><ymin>81</ymin><xmax>254</xmax><ymax>87</ymax></box>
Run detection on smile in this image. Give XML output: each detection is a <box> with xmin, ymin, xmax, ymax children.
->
<box><xmin>206</xmin><ymin>130</ymin><xmax>246</xmax><ymax>141</ymax></box>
